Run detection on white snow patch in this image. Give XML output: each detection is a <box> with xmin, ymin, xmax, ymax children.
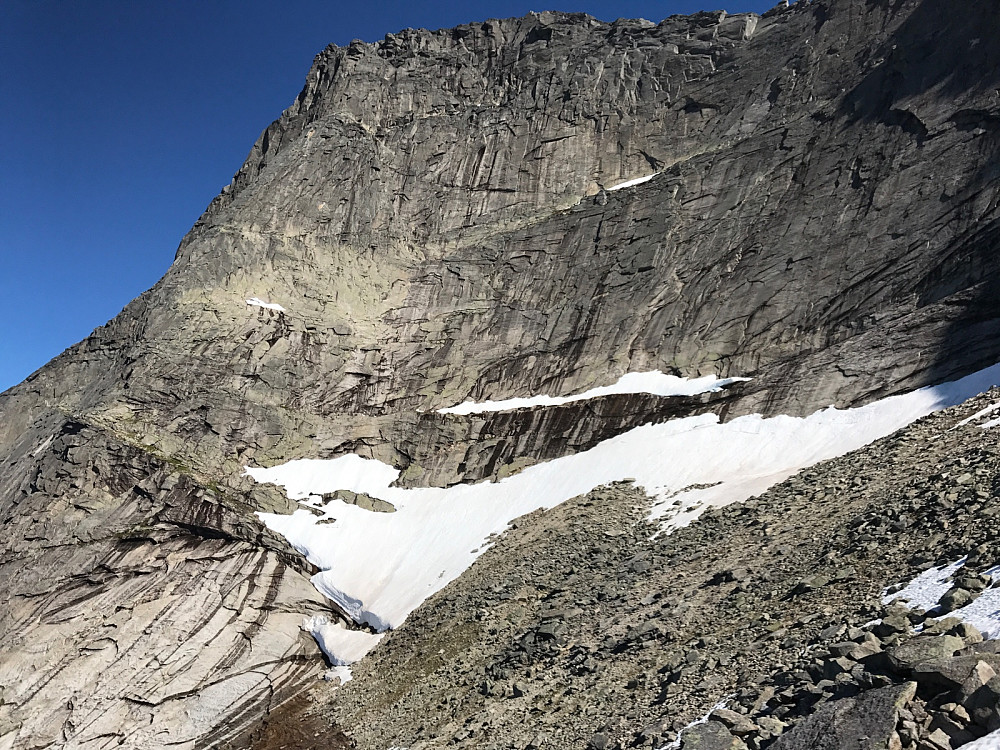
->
<box><xmin>324</xmin><ymin>666</ymin><xmax>353</xmax><ymax>685</ymax></box>
<box><xmin>885</xmin><ymin>560</ymin><xmax>1000</xmax><ymax>638</ymax></box>
<box><xmin>606</xmin><ymin>172</ymin><xmax>659</xmax><ymax>191</ymax></box>
<box><xmin>302</xmin><ymin>615</ymin><xmax>383</xmax><ymax>665</ymax></box>
<box><xmin>883</xmin><ymin>559</ymin><xmax>967</xmax><ymax>612</ymax></box>
<box><xmin>437</xmin><ymin>371</ymin><xmax>749</xmax><ymax>415</ymax></box>
<box><xmin>954</xmin><ymin>401</ymin><xmax>1000</xmax><ymax>428</ymax></box>
<box><xmin>981</xmin><ymin>416</ymin><xmax>1000</xmax><ymax>430</ymax></box>
<box><xmin>943</xmin><ymin>578</ymin><xmax>1000</xmax><ymax>638</ymax></box>
<box><xmin>252</xmin><ymin>454</ymin><xmax>400</xmax><ymax>501</ymax></box>
<box><xmin>246</xmin><ymin>297</ymin><xmax>286</xmax><ymax>313</ymax></box>
<box><xmin>250</xmin><ymin>363</ymin><xmax>1000</xmax><ymax>633</ymax></box>
<box><xmin>962</xmin><ymin>728</ymin><xmax>1000</xmax><ymax>749</ymax></box>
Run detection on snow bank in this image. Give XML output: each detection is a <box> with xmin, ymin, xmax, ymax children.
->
<box><xmin>246</xmin><ymin>297</ymin><xmax>286</xmax><ymax>313</ymax></box>
<box><xmin>883</xmin><ymin>560</ymin><xmax>967</xmax><ymax>612</ymax></box>
<box><xmin>437</xmin><ymin>371</ymin><xmax>748</xmax><ymax>415</ymax></box>
<box><xmin>954</xmin><ymin>401</ymin><xmax>1000</xmax><ymax>428</ymax></box>
<box><xmin>606</xmin><ymin>173</ymin><xmax>659</xmax><ymax>191</ymax></box>
<box><xmin>649</xmin><ymin>361</ymin><xmax>1000</xmax><ymax>530</ymax></box>
<box><xmin>302</xmin><ymin>614</ymin><xmax>384</xmax><ymax>665</ymax></box>
<box><xmin>250</xmin><ymin>364</ymin><xmax>1000</xmax><ymax>632</ymax></box>
<box><xmin>963</xmin><ymin>728</ymin><xmax>1000</xmax><ymax>749</ymax></box>
<box><xmin>885</xmin><ymin>560</ymin><xmax>1000</xmax><ymax>638</ymax></box>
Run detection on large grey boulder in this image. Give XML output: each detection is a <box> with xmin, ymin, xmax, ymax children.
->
<box><xmin>888</xmin><ymin>636</ymin><xmax>966</xmax><ymax>674</ymax></box>
<box><xmin>770</xmin><ymin>682</ymin><xmax>917</xmax><ymax>750</ymax></box>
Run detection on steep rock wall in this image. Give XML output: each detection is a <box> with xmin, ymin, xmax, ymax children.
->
<box><xmin>1</xmin><ymin>0</ymin><xmax>1000</xmax><ymax>746</ymax></box>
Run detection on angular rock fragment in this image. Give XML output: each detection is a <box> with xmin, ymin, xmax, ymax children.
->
<box><xmin>770</xmin><ymin>682</ymin><xmax>916</xmax><ymax>750</ymax></box>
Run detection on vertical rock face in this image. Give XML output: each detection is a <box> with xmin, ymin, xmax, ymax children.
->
<box><xmin>2</xmin><ymin>0</ymin><xmax>1000</xmax><ymax>746</ymax></box>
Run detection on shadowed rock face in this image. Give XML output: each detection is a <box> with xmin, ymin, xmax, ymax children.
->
<box><xmin>2</xmin><ymin>0</ymin><xmax>1000</xmax><ymax>746</ymax></box>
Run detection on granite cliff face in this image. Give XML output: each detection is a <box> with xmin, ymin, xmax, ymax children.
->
<box><xmin>2</xmin><ymin>0</ymin><xmax>1000</xmax><ymax>747</ymax></box>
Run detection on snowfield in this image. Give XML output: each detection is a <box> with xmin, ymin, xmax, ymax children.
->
<box><xmin>964</xmin><ymin>728</ymin><xmax>1000</xmax><ymax>749</ymax></box>
<box><xmin>436</xmin><ymin>371</ymin><xmax>749</xmax><ymax>415</ymax></box>
<box><xmin>248</xmin><ymin>364</ymin><xmax>1000</xmax><ymax>665</ymax></box>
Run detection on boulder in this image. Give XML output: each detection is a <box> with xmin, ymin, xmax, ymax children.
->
<box><xmin>681</xmin><ymin>720</ymin><xmax>748</xmax><ymax>750</ymax></box>
<box><xmin>913</xmin><ymin>654</ymin><xmax>1000</xmax><ymax>690</ymax></box>
<box><xmin>710</xmin><ymin>708</ymin><xmax>758</xmax><ymax>737</ymax></box>
<box><xmin>888</xmin><ymin>636</ymin><xmax>965</xmax><ymax>674</ymax></box>
<box><xmin>938</xmin><ymin>587</ymin><xmax>980</xmax><ymax>614</ymax></box>
<box><xmin>770</xmin><ymin>682</ymin><xmax>916</xmax><ymax>750</ymax></box>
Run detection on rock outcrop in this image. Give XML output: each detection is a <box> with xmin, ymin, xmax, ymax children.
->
<box><xmin>3</xmin><ymin>0</ymin><xmax>1000</xmax><ymax>746</ymax></box>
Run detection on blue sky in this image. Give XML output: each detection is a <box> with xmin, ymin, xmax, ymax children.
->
<box><xmin>1</xmin><ymin>0</ymin><xmax>774</xmax><ymax>393</ymax></box>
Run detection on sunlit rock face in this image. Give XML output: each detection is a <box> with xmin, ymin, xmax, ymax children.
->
<box><xmin>3</xmin><ymin>0</ymin><xmax>1000</xmax><ymax>746</ymax></box>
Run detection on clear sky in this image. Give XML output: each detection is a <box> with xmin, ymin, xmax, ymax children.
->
<box><xmin>1</xmin><ymin>0</ymin><xmax>774</xmax><ymax>393</ymax></box>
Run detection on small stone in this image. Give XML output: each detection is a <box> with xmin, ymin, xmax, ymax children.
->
<box><xmin>824</xmin><ymin>656</ymin><xmax>856</xmax><ymax>678</ymax></box>
<box><xmin>792</xmin><ymin>574</ymin><xmax>831</xmax><ymax>595</ymax></box>
<box><xmin>828</xmin><ymin>641</ymin><xmax>857</xmax><ymax>657</ymax></box>
<box><xmin>756</xmin><ymin>716</ymin><xmax>786</xmax><ymax>735</ymax></box>
<box><xmin>818</xmin><ymin>624</ymin><xmax>845</xmax><ymax>641</ymax></box>
<box><xmin>921</xmin><ymin>727</ymin><xmax>953</xmax><ymax>750</ymax></box>
<box><xmin>949</xmin><ymin>704</ymin><xmax>971</xmax><ymax>724</ymax></box>
<box><xmin>850</xmin><ymin>633</ymin><xmax>884</xmax><ymax>661</ymax></box>
<box><xmin>900</xmin><ymin>720</ymin><xmax>920</xmax><ymax>744</ymax></box>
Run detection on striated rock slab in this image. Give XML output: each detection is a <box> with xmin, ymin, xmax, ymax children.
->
<box><xmin>0</xmin><ymin>418</ymin><xmax>343</xmax><ymax>748</ymax></box>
